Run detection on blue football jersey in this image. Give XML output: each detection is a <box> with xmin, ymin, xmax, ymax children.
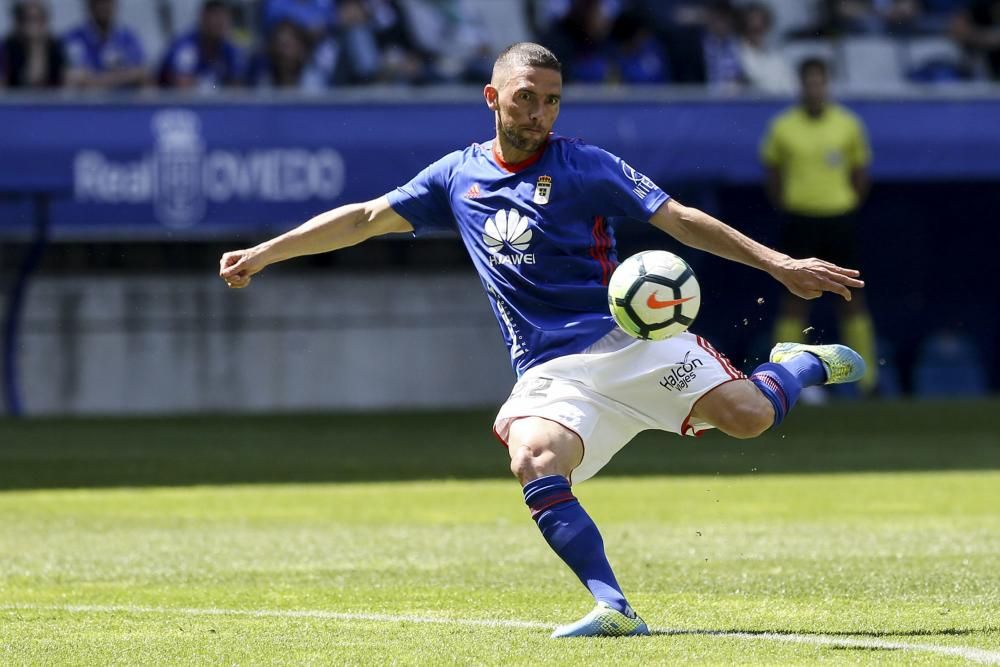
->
<box><xmin>159</xmin><ymin>31</ymin><xmax>245</xmax><ymax>89</ymax></box>
<box><xmin>63</xmin><ymin>23</ymin><xmax>145</xmax><ymax>73</ymax></box>
<box><xmin>386</xmin><ymin>135</ymin><xmax>670</xmax><ymax>376</ymax></box>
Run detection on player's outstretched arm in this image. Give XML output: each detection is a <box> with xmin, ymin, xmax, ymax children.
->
<box><xmin>219</xmin><ymin>196</ymin><xmax>413</xmax><ymax>288</ymax></box>
<box><xmin>650</xmin><ymin>199</ymin><xmax>864</xmax><ymax>301</ymax></box>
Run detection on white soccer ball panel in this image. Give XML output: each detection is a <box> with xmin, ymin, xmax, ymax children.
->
<box><xmin>679</xmin><ymin>292</ymin><xmax>700</xmax><ymax>321</ymax></box>
<box><xmin>607</xmin><ymin>263</ymin><xmax>638</xmax><ymax>302</ymax></box>
<box><xmin>637</xmin><ymin>250</ymin><xmax>689</xmax><ymax>281</ymax></box>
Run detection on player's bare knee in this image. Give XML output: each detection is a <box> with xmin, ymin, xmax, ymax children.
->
<box><xmin>509</xmin><ymin>443</ymin><xmax>559</xmax><ymax>483</ymax></box>
<box><xmin>506</xmin><ymin>418</ymin><xmax>582</xmax><ymax>483</ymax></box>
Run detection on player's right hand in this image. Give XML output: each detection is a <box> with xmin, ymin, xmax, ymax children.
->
<box><xmin>219</xmin><ymin>248</ymin><xmax>266</xmax><ymax>289</ymax></box>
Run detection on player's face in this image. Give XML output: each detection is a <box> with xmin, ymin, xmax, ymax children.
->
<box><xmin>489</xmin><ymin>66</ymin><xmax>562</xmax><ymax>154</ymax></box>
<box><xmin>802</xmin><ymin>69</ymin><xmax>828</xmax><ymax>110</ymax></box>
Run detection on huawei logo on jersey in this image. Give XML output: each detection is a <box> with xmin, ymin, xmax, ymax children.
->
<box><xmin>483</xmin><ymin>208</ymin><xmax>536</xmax><ymax>267</ymax></box>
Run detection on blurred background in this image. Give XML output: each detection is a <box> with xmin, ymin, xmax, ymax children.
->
<box><xmin>1</xmin><ymin>0</ymin><xmax>998</xmax><ymax>417</ymax></box>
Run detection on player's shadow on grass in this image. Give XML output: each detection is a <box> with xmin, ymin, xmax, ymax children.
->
<box><xmin>651</xmin><ymin>627</ymin><xmax>997</xmax><ymax>638</ymax></box>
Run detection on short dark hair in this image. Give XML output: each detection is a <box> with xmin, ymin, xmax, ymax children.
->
<box><xmin>492</xmin><ymin>42</ymin><xmax>561</xmax><ymax>87</ymax></box>
<box><xmin>798</xmin><ymin>57</ymin><xmax>829</xmax><ymax>81</ymax></box>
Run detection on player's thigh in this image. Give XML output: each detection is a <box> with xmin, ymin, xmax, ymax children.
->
<box><xmin>506</xmin><ymin>416</ymin><xmax>584</xmax><ymax>483</ymax></box>
<box><xmin>689</xmin><ymin>379</ymin><xmax>774</xmax><ymax>439</ymax></box>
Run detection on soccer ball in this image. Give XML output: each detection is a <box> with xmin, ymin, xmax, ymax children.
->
<box><xmin>607</xmin><ymin>250</ymin><xmax>700</xmax><ymax>340</ymax></box>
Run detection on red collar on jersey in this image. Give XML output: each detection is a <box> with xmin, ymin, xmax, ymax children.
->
<box><xmin>491</xmin><ymin>136</ymin><xmax>549</xmax><ymax>173</ymax></box>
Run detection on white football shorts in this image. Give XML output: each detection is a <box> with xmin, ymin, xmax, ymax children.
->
<box><xmin>493</xmin><ymin>328</ymin><xmax>746</xmax><ymax>484</ymax></box>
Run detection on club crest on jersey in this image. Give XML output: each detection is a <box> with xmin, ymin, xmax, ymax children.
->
<box><xmin>533</xmin><ymin>175</ymin><xmax>552</xmax><ymax>205</ymax></box>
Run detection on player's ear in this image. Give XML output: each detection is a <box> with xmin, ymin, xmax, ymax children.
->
<box><xmin>484</xmin><ymin>84</ymin><xmax>499</xmax><ymax>111</ymax></box>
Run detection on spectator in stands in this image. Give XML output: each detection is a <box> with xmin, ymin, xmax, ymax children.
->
<box><xmin>951</xmin><ymin>0</ymin><xmax>1000</xmax><ymax>80</ymax></box>
<box><xmin>264</xmin><ymin>0</ymin><xmax>335</xmax><ymax>36</ymax></box>
<box><xmin>527</xmin><ymin>0</ymin><xmax>623</xmax><ymax>36</ymax></box>
<box><xmin>258</xmin><ymin>0</ymin><xmax>428</xmax><ymax>86</ymax></box>
<box><xmin>821</xmin><ymin>0</ymin><xmax>923</xmax><ymax>35</ymax></box>
<box><xmin>608</xmin><ymin>10</ymin><xmax>670</xmax><ymax>84</ymax></box>
<box><xmin>260</xmin><ymin>0</ymin><xmax>341</xmax><ymax>85</ymax></box>
<box><xmin>362</xmin><ymin>0</ymin><xmax>433</xmax><ymax>84</ymax></box>
<box><xmin>63</xmin><ymin>0</ymin><xmax>147</xmax><ymax>89</ymax></box>
<box><xmin>159</xmin><ymin>0</ymin><xmax>245</xmax><ymax>90</ymax></box>
<box><xmin>918</xmin><ymin>0</ymin><xmax>968</xmax><ymax>32</ymax></box>
<box><xmin>628</xmin><ymin>0</ymin><xmax>708</xmax><ymax>83</ymax></box>
<box><xmin>542</xmin><ymin>0</ymin><xmax>614</xmax><ymax>83</ymax></box>
<box><xmin>760</xmin><ymin>58</ymin><xmax>878</xmax><ymax>394</ymax></box>
<box><xmin>701</xmin><ymin>0</ymin><xmax>746</xmax><ymax>91</ymax></box>
<box><xmin>737</xmin><ymin>2</ymin><xmax>794</xmax><ymax>94</ymax></box>
<box><xmin>391</xmin><ymin>0</ymin><xmax>492</xmax><ymax>84</ymax></box>
<box><xmin>0</xmin><ymin>0</ymin><xmax>66</xmax><ymax>88</ymax></box>
<box><xmin>248</xmin><ymin>19</ymin><xmax>321</xmax><ymax>89</ymax></box>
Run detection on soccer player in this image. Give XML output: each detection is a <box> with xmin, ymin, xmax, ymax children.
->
<box><xmin>219</xmin><ymin>43</ymin><xmax>866</xmax><ymax>638</ymax></box>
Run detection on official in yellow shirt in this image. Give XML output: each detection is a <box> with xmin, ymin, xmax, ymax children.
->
<box><xmin>760</xmin><ymin>57</ymin><xmax>877</xmax><ymax>393</ymax></box>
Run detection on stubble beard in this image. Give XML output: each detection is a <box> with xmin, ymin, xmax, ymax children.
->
<box><xmin>497</xmin><ymin>108</ymin><xmax>545</xmax><ymax>153</ymax></box>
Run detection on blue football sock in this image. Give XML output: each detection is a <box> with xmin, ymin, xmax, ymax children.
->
<box><xmin>750</xmin><ymin>352</ymin><xmax>825</xmax><ymax>426</ymax></box>
<box><xmin>750</xmin><ymin>362</ymin><xmax>800</xmax><ymax>427</ymax></box>
<box><xmin>780</xmin><ymin>350</ymin><xmax>827</xmax><ymax>386</ymax></box>
<box><xmin>523</xmin><ymin>475</ymin><xmax>629</xmax><ymax>614</ymax></box>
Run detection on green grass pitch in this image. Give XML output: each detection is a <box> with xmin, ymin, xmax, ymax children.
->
<box><xmin>1</xmin><ymin>401</ymin><xmax>998</xmax><ymax>665</ymax></box>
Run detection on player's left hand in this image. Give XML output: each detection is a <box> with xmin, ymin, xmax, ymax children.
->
<box><xmin>772</xmin><ymin>257</ymin><xmax>865</xmax><ymax>301</ymax></box>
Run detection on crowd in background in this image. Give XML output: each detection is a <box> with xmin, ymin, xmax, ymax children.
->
<box><xmin>0</xmin><ymin>0</ymin><xmax>998</xmax><ymax>92</ymax></box>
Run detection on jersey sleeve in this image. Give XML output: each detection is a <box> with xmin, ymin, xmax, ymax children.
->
<box><xmin>847</xmin><ymin>115</ymin><xmax>872</xmax><ymax>168</ymax></box>
<box><xmin>385</xmin><ymin>151</ymin><xmax>460</xmax><ymax>236</ymax></box>
<box><xmin>582</xmin><ymin>145</ymin><xmax>670</xmax><ymax>221</ymax></box>
<box><xmin>760</xmin><ymin>119</ymin><xmax>782</xmax><ymax>167</ymax></box>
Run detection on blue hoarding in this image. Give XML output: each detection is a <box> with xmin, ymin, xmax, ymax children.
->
<box><xmin>0</xmin><ymin>96</ymin><xmax>997</xmax><ymax>238</ymax></box>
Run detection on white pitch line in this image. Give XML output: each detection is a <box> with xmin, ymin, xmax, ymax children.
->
<box><xmin>3</xmin><ymin>604</ymin><xmax>999</xmax><ymax>665</ymax></box>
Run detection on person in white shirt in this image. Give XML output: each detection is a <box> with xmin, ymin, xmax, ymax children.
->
<box><xmin>737</xmin><ymin>2</ymin><xmax>795</xmax><ymax>94</ymax></box>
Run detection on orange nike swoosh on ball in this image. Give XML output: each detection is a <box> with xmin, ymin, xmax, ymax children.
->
<box><xmin>646</xmin><ymin>292</ymin><xmax>696</xmax><ymax>309</ymax></box>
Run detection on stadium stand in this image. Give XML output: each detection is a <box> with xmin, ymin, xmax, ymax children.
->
<box><xmin>902</xmin><ymin>34</ymin><xmax>968</xmax><ymax>81</ymax></box>
<box><xmin>749</xmin><ymin>0</ymin><xmax>822</xmax><ymax>38</ymax></box>
<box><xmin>842</xmin><ymin>35</ymin><xmax>906</xmax><ymax>89</ymax></box>
<box><xmin>1</xmin><ymin>0</ymin><xmax>997</xmax><ymax>91</ymax></box>
<box><xmin>780</xmin><ymin>38</ymin><xmax>840</xmax><ymax>79</ymax></box>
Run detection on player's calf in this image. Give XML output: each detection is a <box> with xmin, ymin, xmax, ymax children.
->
<box><xmin>691</xmin><ymin>380</ymin><xmax>775</xmax><ymax>439</ymax></box>
<box><xmin>504</xmin><ymin>417</ymin><xmax>637</xmax><ymax>626</ymax></box>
